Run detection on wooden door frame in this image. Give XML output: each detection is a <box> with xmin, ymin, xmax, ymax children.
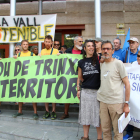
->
<box><xmin>55</xmin><ymin>24</ymin><xmax>85</xmax><ymax>45</ymax></box>
<box><xmin>0</xmin><ymin>44</ymin><xmax>9</xmax><ymax>58</ymax></box>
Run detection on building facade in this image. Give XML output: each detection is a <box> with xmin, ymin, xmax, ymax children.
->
<box><xmin>0</xmin><ymin>0</ymin><xmax>140</xmax><ymax>57</ymax></box>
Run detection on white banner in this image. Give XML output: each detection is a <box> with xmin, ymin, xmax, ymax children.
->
<box><xmin>125</xmin><ymin>63</ymin><xmax>140</xmax><ymax>129</ymax></box>
<box><xmin>0</xmin><ymin>14</ymin><xmax>57</xmax><ymax>43</ymax></box>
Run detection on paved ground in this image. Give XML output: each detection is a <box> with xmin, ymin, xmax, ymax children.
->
<box><xmin>0</xmin><ymin>109</ymin><xmax>139</xmax><ymax>140</ymax></box>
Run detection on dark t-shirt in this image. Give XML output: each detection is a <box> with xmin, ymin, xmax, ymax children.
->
<box><xmin>78</xmin><ymin>57</ymin><xmax>100</xmax><ymax>89</ymax></box>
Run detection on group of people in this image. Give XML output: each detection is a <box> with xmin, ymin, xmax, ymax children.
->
<box><xmin>11</xmin><ymin>35</ymin><xmax>83</xmax><ymax>122</ymax></box>
<box><xmin>0</xmin><ymin>34</ymin><xmax>139</xmax><ymax>140</ymax></box>
<box><xmin>77</xmin><ymin>36</ymin><xmax>140</xmax><ymax>140</ymax></box>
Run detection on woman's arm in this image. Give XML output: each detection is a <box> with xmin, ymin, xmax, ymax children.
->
<box><xmin>77</xmin><ymin>67</ymin><xmax>84</xmax><ymax>100</ymax></box>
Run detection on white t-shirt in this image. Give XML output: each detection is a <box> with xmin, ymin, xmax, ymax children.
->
<box><xmin>97</xmin><ymin>58</ymin><xmax>128</xmax><ymax>104</ymax></box>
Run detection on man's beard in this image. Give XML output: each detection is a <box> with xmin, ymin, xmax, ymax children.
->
<box><xmin>22</xmin><ymin>48</ymin><xmax>28</xmax><ymax>51</ymax></box>
<box><xmin>75</xmin><ymin>45</ymin><xmax>82</xmax><ymax>50</ymax></box>
<box><xmin>45</xmin><ymin>45</ymin><xmax>51</xmax><ymax>50</ymax></box>
<box><xmin>102</xmin><ymin>53</ymin><xmax>111</xmax><ymax>59</ymax></box>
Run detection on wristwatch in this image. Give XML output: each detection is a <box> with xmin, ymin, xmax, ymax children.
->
<box><xmin>124</xmin><ymin>101</ymin><xmax>129</xmax><ymax>104</ymax></box>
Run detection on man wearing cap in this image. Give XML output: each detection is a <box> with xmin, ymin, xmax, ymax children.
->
<box><xmin>113</xmin><ymin>37</ymin><xmax>123</xmax><ymax>60</ymax></box>
<box><xmin>94</xmin><ymin>37</ymin><xmax>103</xmax><ymax>57</ymax></box>
<box><xmin>121</xmin><ymin>37</ymin><xmax>139</xmax><ymax>63</ymax></box>
<box><xmin>122</xmin><ymin>37</ymin><xmax>139</xmax><ymax>140</ymax></box>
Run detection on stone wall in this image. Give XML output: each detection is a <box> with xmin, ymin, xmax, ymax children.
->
<box><xmin>0</xmin><ymin>0</ymin><xmax>140</xmax><ymax>46</ymax></box>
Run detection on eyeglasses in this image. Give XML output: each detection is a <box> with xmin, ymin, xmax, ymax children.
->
<box><xmin>102</xmin><ymin>48</ymin><xmax>112</xmax><ymax>51</ymax></box>
<box><xmin>129</xmin><ymin>42</ymin><xmax>135</xmax><ymax>44</ymax></box>
<box><xmin>54</xmin><ymin>44</ymin><xmax>60</xmax><ymax>46</ymax></box>
<box><xmin>137</xmin><ymin>54</ymin><xmax>140</xmax><ymax>57</ymax></box>
<box><xmin>78</xmin><ymin>41</ymin><xmax>83</xmax><ymax>43</ymax></box>
<box><xmin>15</xmin><ymin>49</ymin><xmax>20</xmax><ymax>52</ymax></box>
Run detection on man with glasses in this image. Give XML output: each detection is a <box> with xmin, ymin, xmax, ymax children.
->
<box><xmin>97</xmin><ymin>40</ymin><xmax>130</xmax><ymax>140</ymax></box>
<box><xmin>53</xmin><ymin>40</ymin><xmax>60</xmax><ymax>50</ymax></box>
<box><xmin>59</xmin><ymin>36</ymin><xmax>83</xmax><ymax>120</ymax></box>
<box><xmin>53</xmin><ymin>40</ymin><xmax>63</xmax><ymax>54</ymax></box>
<box><xmin>121</xmin><ymin>37</ymin><xmax>139</xmax><ymax>63</ymax></box>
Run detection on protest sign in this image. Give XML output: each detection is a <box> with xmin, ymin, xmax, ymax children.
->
<box><xmin>125</xmin><ymin>63</ymin><xmax>140</xmax><ymax>129</ymax></box>
<box><xmin>0</xmin><ymin>54</ymin><xmax>82</xmax><ymax>103</ymax></box>
<box><xmin>0</xmin><ymin>14</ymin><xmax>56</xmax><ymax>43</ymax></box>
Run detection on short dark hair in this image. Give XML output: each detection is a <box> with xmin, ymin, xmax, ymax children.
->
<box><xmin>54</xmin><ymin>40</ymin><xmax>60</xmax><ymax>43</ymax></box>
<box><xmin>21</xmin><ymin>40</ymin><xmax>29</xmax><ymax>44</ymax></box>
<box><xmin>101</xmin><ymin>40</ymin><xmax>114</xmax><ymax>50</ymax></box>
<box><xmin>113</xmin><ymin>37</ymin><xmax>121</xmax><ymax>44</ymax></box>
<box><xmin>61</xmin><ymin>45</ymin><xmax>67</xmax><ymax>49</ymax></box>
<box><xmin>44</xmin><ymin>35</ymin><xmax>53</xmax><ymax>41</ymax></box>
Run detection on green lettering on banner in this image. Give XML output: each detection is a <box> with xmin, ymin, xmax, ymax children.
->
<box><xmin>0</xmin><ymin>54</ymin><xmax>82</xmax><ymax>103</ymax></box>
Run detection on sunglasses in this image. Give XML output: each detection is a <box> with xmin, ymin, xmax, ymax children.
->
<box><xmin>15</xmin><ymin>49</ymin><xmax>20</xmax><ymax>52</ymax></box>
<box><xmin>137</xmin><ymin>54</ymin><xmax>140</xmax><ymax>57</ymax></box>
<box><xmin>54</xmin><ymin>44</ymin><xmax>60</xmax><ymax>46</ymax></box>
<box><xmin>129</xmin><ymin>42</ymin><xmax>136</xmax><ymax>44</ymax></box>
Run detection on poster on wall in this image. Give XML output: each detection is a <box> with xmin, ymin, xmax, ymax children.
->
<box><xmin>0</xmin><ymin>14</ymin><xmax>57</xmax><ymax>43</ymax></box>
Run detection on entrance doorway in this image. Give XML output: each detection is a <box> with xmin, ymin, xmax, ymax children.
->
<box><xmin>0</xmin><ymin>44</ymin><xmax>9</xmax><ymax>58</ymax></box>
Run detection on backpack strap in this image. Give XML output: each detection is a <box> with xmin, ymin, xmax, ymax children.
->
<box><xmin>31</xmin><ymin>52</ymin><xmax>33</xmax><ymax>56</ymax></box>
<box><xmin>124</xmin><ymin>50</ymin><xmax>128</xmax><ymax>63</ymax></box>
<box><xmin>18</xmin><ymin>52</ymin><xmax>21</xmax><ymax>57</ymax></box>
<box><xmin>50</xmin><ymin>48</ymin><xmax>53</xmax><ymax>55</ymax></box>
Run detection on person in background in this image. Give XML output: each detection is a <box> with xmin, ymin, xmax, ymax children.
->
<box><xmin>121</xmin><ymin>37</ymin><xmax>139</xmax><ymax>63</ymax></box>
<box><xmin>77</xmin><ymin>39</ymin><xmax>102</xmax><ymax>140</ymax></box>
<box><xmin>13</xmin><ymin>45</ymin><xmax>22</xmax><ymax>56</ymax></box>
<box><xmin>59</xmin><ymin>36</ymin><xmax>83</xmax><ymax>120</ymax></box>
<box><xmin>123</xmin><ymin>50</ymin><xmax>140</xmax><ymax>140</ymax></box>
<box><xmin>30</xmin><ymin>46</ymin><xmax>38</xmax><ymax>56</ymax></box>
<box><xmin>94</xmin><ymin>37</ymin><xmax>103</xmax><ymax>57</ymax></box>
<box><xmin>61</xmin><ymin>45</ymin><xmax>67</xmax><ymax>53</ymax></box>
<box><xmin>12</xmin><ymin>40</ymin><xmax>38</xmax><ymax>120</ymax></box>
<box><xmin>53</xmin><ymin>40</ymin><xmax>60</xmax><ymax>50</ymax></box>
<box><xmin>53</xmin><ymin>40</ymin><xmax>63</xmax><ymax>54</ymax></box>
<box><xmin>112</xmin><ymin>37</ymin><xmax>122</xmax><ymax>60</ymax></box>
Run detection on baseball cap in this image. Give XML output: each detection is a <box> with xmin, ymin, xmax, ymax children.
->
<box><xmin>94</xmin><ymin>37</ymin><xmax>103</xmax><ymax>42</ymax></box>
<box><xmin>127</xmin><ymin>37</ymin><xmax>139</xmax><ymax>43</ymax></box>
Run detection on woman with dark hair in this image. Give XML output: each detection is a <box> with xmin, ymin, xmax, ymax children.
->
<box><xmin>77</xmin><ymin>40</ymin><xmax>102</xmax><ymax>140</ymax></box>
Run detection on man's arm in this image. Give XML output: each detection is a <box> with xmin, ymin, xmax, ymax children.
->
<box><xmin>122</xmin><ymin>76</ymin><xmax>130</xmax><ymax>117</ymax></box>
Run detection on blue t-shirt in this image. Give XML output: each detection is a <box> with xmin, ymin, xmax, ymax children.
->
<box><xmin>112</xmin><ymin>49</ymin><xmax>122</xmax><ymax>60</ymax></box>
<box><xmin>121</xmin><ymin>48</ymin><xmax>138</xmax><ymax>63</ymax></box>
